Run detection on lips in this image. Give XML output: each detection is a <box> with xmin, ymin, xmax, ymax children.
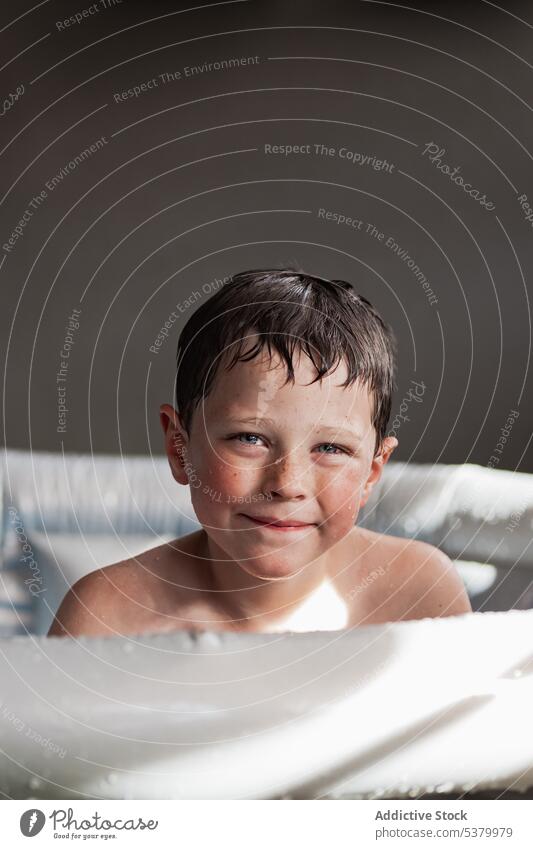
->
<box><xmin>240</xmin><ymin>514</ymin><xmax>315</xmax><ymax>529</ymax></box>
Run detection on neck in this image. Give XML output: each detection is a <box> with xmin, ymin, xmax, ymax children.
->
<box><xmin>201</xmin><ymin>530</ymin><xmax>347</xmax><ymax>632</ymax></box>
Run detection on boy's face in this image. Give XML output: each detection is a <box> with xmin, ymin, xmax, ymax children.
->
<box><xmin>160</xmin><ymin>342</ymin><xmax>397</xmax><ymax>581</ymax></box>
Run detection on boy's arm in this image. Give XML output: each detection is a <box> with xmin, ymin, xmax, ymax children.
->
<box><xmin>399</xmin><ymin>541</ymin><xmax>473</xmax><ymax>621</ymax></box>
<box><xmin>47</xmin><ymin>570</ymin><xmax>121</xmax><ymax>638</ymax></box>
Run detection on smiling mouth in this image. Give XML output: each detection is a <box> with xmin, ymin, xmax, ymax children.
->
<box><xmin>239</xmin><ymin>514</ymin><xmax>316</xmax><ymax>531</ymax></box>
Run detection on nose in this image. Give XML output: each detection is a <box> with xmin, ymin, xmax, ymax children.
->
<box><xmin>262</xmin><ymin>452</ymin><xmax>309</xmax><ymax>500</ymax></box>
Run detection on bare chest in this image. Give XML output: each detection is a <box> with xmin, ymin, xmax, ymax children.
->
<box><xmin>129</xmin><ymin>532</ymin><xmax>408</xmax><ymax>636</ymax></box>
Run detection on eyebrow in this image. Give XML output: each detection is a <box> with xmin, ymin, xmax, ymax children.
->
<box><xmin>226</xmin><ymin>416</ymin><xmax>364</xmax><ymax>442</ymax></box>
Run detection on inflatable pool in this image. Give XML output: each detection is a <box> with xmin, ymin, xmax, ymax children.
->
<box><xmin>1</xmin><ymin>609</ymin><xmax>533</xmax><ymax>799</ymax></box>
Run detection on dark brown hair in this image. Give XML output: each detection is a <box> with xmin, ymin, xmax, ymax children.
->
<box><xmin>174</xmin><ymin>267</ymin><xmax>397</xmax><ymax>454</ymax></box>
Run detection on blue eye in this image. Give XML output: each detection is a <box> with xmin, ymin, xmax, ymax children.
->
<box><xmin>232</xmin><ymin>432</ymin><xmax>264</xmax><ymax>446</ymax></box>
<box><xmin>317</xmin><ymin>443</ymin><xmax>344</xmax><ymax>455</ymax></box>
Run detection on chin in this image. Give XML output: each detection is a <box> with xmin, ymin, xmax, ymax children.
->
<box><xmin>238</xmin><ymin>555</ymin><xmax>306</xmax><ymax>582</ymax></box>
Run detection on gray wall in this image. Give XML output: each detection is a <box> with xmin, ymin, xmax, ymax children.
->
<box><xmin>1</xmin><ymin>0</ymin><xmax>532</xmax><ymax>471</ymax></box>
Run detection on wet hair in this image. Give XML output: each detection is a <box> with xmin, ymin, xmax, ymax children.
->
<box><xmin>174</xmin><ymin>267</ymin><xmax>397</xmax><ymax>455</ymax></box>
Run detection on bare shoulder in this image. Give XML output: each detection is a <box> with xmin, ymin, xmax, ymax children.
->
<box><xmin>46</xmin><ymin>565</ymin><xmax>127</xmax><ymax>638</ymax></box>
<box><xmin>347</xmin><ymin>528</ymin><xmax>472</xmax><ymax>624</ymax></box>
<box><xmin>47</xmin><ymin>532</ymin><xmax>208</xmax><ymax>638</ymax></box>
<box><xmin>388</xmin><ymin>534</ymin><xmax>473</xmax><ymax>620</ymax></box>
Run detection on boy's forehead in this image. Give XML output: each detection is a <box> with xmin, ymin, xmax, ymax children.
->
<box><xmin>206</xmin><ymin>347</ymin><xmax>374</xmax><ymax>428</ymax></box>
<box><xmin>216</xmin><ymin>343</ymin><xmax>353</xmax><ymax>386</ymax></box>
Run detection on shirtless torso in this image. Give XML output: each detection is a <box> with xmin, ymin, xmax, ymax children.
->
<box><xmin>47</xmin><ymin>527</ymin><xmax>472</xmax><ymax>638</ymax></box>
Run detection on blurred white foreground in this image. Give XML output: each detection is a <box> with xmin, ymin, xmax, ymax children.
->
<box><xmin>1</xmin><ymin>609</ymin><xmax>532</xmax><ymax>799</ymax></box>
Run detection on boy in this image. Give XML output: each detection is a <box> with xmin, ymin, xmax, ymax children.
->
<box><xmin>48</xmin><ymin>268</ymin><xmax>471</xmax><ymax>638</ymax></box>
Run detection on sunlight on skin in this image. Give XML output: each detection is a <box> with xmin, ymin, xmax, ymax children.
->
<box><xmin>264</xmin><ymin>578</ymin><xmax>351</xmax><ymax>633</ymax></box>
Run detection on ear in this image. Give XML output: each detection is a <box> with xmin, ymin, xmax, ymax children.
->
<box><xmin>159</xmin><ymin>403</ymin><xmax>189</xmax><ymax>485</ymax></box>
<box><xmin>359</xmin><ymin>436</ymin><xmax>398</xmax><ymax>509</ymax></box>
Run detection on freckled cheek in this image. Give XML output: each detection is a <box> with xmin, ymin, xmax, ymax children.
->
<box><xmin>196</xmin><ymin>453</ymin><xmax>257</xmax><ymax>499</ymax></box>
<box><xmin>322</xmin><ymin>473</ymin><xmax>364</xmax><ymax>529</ymax></box>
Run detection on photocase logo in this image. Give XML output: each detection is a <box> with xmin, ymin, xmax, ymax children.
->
<box><xmin>20</xmin><ymin>809</ymin><xmax>45</xmax><ymax>836</ymax></box>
